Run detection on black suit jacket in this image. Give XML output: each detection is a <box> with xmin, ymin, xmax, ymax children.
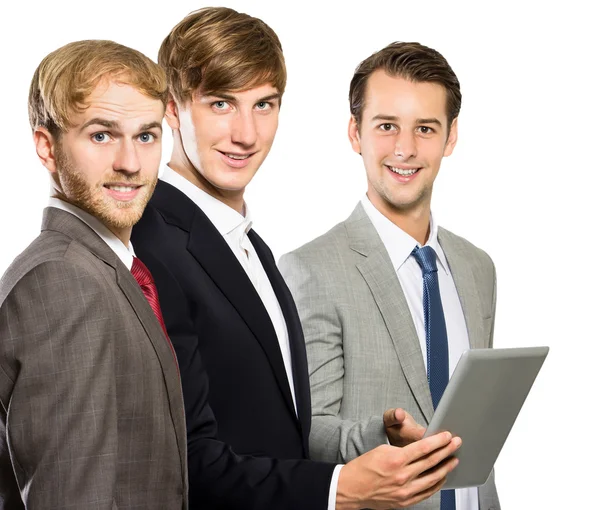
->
<box><xmin>132</xmin><ymin>180</ymin><xmax>335</xmax><ymax>509</ymax></box>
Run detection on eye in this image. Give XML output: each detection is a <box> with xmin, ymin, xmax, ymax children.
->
<box><xmin>212</xmin><ymin>100</ymin><xmax>230</xmax><ymax>110</ymax></box>
<box><xmin>92</xmin><ymin>132</ymin><xmax>111</xmax><ymax>143</ymax></box>
<box><xmin>379</xmin><ymin>123</ymin><xmax>396</xmax><ymax>132</ymax></box>
<box><xmin>417</xmin><ymin>126</ymin><xmax>434</xmax><ymax>134</ymax></box>
<box><xmin>138</xmin><ymin>132</ymin><xmax>156</xmax><ymax>143</ymax></box>
<box><xmin>256</xmin><ymin>101</ymin><xmax>272</xmax><ymax>111</ymax></box>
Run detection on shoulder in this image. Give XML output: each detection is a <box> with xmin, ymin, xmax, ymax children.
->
<box><xmin>438</xmin><ymin>226</ymin><xmax>495</xmax><ymax>274</ymax></box>
<box><xmin>1</xmin><ymin>231</ymin><xmax>110</xmax><ymax>306</ymax></box>
<box><xmin>281</xmin><ymin>219</ymin><xmax>349</xmax><ymax>269</ymax></box>
<box><xmin>279</xmin><ymin>218</ymin><xmax>357</xmax><ymax>299</ymax></box>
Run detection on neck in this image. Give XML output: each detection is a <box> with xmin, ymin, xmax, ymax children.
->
<box><xmin>367</xmin><ymin>191</ymin><xmax>431</xmax><ymax>245</ymax></box>
<box><xmin>169</xmin><ymin>136</ymin><xmax>245</xmax><ymax>214</ymax></box>
<box><xmin>109</xmin><ymin>226</ymin><xmax>131</xmax><ymax>247</ymax></box>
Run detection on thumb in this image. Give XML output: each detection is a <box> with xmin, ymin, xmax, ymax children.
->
<box><xmin>383</xmin><ymin>408</ymin><xmax>406</xmax><ymax>427</ymax></box>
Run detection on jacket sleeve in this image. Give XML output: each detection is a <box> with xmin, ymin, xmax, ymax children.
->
<box><xmin>0</xmin><ymin>260</ymin><xmax>120</xmax><ymax>509</ymax></box>
<box><xmin>279</xmin><ymin>251</ymin><xmax>388</xmax><ymax>464</ymax></box>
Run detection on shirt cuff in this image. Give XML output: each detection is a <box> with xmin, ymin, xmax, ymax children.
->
<box><xmin>327</xmin><ymin>464</ymin><xmax>344</xmax><ymax>510</ymax></box>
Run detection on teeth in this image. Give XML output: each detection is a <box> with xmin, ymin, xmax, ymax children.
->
<box><xmin>226</xmin><ymin>153</ymin><xmax>249</xmax><ymax>160</ymax></box>
<box><xmin>107</xmin><ymin>185</ymin><xmax>136</xmax><ymax>192</ymax></box>
<box><xmin>389</xmin><ymin>166</ymin><xmax>418</xmax><ymax>176</ymax></box>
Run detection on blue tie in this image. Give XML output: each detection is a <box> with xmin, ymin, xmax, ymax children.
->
<box><xmin>412</xmin><ymin>245</ymin><xmax>455</xmax><ymax>510</ymax></box>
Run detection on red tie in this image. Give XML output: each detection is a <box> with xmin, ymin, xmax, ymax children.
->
<box><xmin>131</xmin><ymin>256</ymin><xmax>179</xmax><ymax>373</ymax></box>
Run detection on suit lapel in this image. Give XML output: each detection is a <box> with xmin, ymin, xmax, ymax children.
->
<box><xmin>438</xmin><ymin>228</ymin><xmax>486</xmax><ymax>349</ymax></box>
<box><xmin>250</xmin><ymin>230</ymin><xmax>310</xmax><ymax>450</ymax></box>
<box><xmin>347</xmin><ymin>204</ymin><xmax>435</xmax><ymax>423</ymax></box>
<box><xmin>114</xmin><ymin>263</ymin><xmax>188</xmax><ymax>467</ymax></box>
<box><xmin>42</xmin><ymin>207</ymin><xmax>188</xmax><ymax>474</ymax></box>
<box><xmin>153</xmin><ymin>182</ymin><xmax>298</xmax><ymax>422</ymax></box>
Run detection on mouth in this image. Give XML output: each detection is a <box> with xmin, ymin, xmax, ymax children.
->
<box><xmin>218</xmin><ymin>150</ymin><xmax>256</xmax><ymax>168</ymax></box>
<box><xmin>103</xmin><ymin>183</ymin><xmax>143</xmax><ymax>201</ymax></box>
<box><xmin>385</xmin><ymin>165</ymin><xmax>421</xmax><ymax>181</ymax></box>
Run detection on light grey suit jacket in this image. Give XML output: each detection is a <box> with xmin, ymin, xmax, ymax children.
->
<box><xmin>280</xmin><ymin>203</ymin><xmax>500</xmax><ymax>510</ymax></box>
<box><xmin>0</xmin><ymin>208</ymin><xmax>188</xmax><ymax>509</ymax></box>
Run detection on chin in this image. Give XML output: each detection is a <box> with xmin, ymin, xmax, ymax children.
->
<box><xmin>90</xmin><ymin>198</ymin><xmax>147</xmax><ymax>230</ymax></box>
<box><xmin>213</xmin><ymin>176</ymin><xmax>253</xmax><ymax>192</ymax></box>
<box><xmin>103</xmin><ymin>209</ymin><xmax>145</xmax><ymax>230</ymax></box>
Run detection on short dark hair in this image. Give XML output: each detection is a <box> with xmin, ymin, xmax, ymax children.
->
<box><xmin>349</xmin><ymin>42</ymin><xmax>461</xmax><ymax>129</ymax></box>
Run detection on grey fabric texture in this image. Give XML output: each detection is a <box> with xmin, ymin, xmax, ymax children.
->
<box><xmin>280</xmin><ymin>202</ymin><xmax>500</xmax><ymax>510</ymax></box>
<box><xmin>0</xmin><ymin>208</ymin><xmax>188</xmax><ymax>509</ymax></box>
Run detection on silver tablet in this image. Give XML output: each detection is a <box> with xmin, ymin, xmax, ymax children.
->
<box><xmin>423</xmin><ymin>346</ymin><xmax>549</xmax><ymax>489</ymax></box>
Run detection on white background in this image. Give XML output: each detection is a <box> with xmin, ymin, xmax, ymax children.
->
<box><xmin>1</xmin><ymin>1</ymin><xmax>598</xmax><ymax>507</ymax></box>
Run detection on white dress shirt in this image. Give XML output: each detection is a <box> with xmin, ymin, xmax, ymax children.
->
<box><xmin>361</xmin><ymin>195</ymin><xmax>478</xmax><ymax>510</ymax></box>
<box><xmin>161</xmin><ymin>166</ymin><xmax>297</xmax><ymax>411</ymax></box>
<box><xmin>48</xmin><ymin>197</ymin><xmax>135</xmax><ymax>269</ymax></box>
<box><xmin>160</xmin><ymin>166</ymin><xmax>342</xmax><ymax>508</ymax></box>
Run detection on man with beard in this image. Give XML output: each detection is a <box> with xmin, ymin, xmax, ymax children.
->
<box><xmin>132</xmin><ymin>7</ymin><xmax>462</xmax><ymax>510</ymax></box>
<box><xmin>0</xmin><ymin>40</ymin><xmax>189</xmax><ymax>509</ymax></box>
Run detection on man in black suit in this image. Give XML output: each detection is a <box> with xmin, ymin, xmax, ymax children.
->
<box><xmin>132</xmin><ymin>7</ymin><xmax>462</xmax><ymax>509</ymax></box>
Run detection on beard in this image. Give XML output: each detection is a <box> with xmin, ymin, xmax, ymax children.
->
<box><xmin>54</xmin><ymin>144</ymin><xmax>158</xmax><ymax>231</ymax></box>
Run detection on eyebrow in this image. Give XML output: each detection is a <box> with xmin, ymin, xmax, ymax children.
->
<box><xmin>256</xmin><ymin>93</ymin><xmax>282</xmax><ymax>103</ymax></box>
<box><xmin>80</xmin><ymin>118</ymin><xmax>119</xmax><ymax>131</ymax></box>
<box><xmin>204</xmin><ymin>92</ymin><xmax>282</xmax><ymax>104</ymax></box>
<box><xmin>416</xmin><ymin>117</ymin><xmax>443</xmax><ymax>127</ymax></box>
<box><xmin>79</xmin><ymin>118</ymin><xmax>162</xmax><ymax>133</ymax></box>
<box><xmin>370</xmin><ymin>114</ymin><xmax>443</xmax><ymax>127</ymax></box>
<box><xmin>139</xmin><ymin>121</ymin><xmax>163</xmax><ymax>132</ymax></box>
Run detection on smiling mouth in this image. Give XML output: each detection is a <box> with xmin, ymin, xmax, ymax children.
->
<box><xmin>103</xmin><ymin>184</ymin><xmax>142</xmax><ymax>192</ymax></box>
<box><xmin>386</xmin><ymin>165</ymin><xmax>420</xmax><ymax>176</ymax></box>
<box><xmin>219</xmin><ymin>151</ymin><xmax>255</xmax><ymax>160</ymax></box>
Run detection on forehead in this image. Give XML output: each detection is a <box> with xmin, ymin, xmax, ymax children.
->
<box><xmin>198</xmin><ymin>82</ymin><xmax>279</xmax><ymax>101</ymax></box>
<box><xmin>364</xmin><ymin>70</ymin><xmax>448</xmax><ymax>119</ymax></box>
<box><xmin>71</xmin><ymin>79</ymin><xmax>165</xmax><ymax>127</ymax></box>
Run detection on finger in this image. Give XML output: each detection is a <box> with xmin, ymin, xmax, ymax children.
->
<box><xmin>412</xmin><ymin>456</ymin><xmax>459</xmax><ymax>494</ymax></box>
<box><xmin>404</xmin><ymin>412</ymin><xmax>426</xmax><ymax>433</ymax></box>
<box><xmin>402</xmin><ymin>427</ymin><xmax>426</xmax><ymax>443</ymax></box>
<box><xmin>387</xmin><ymin>456</ymin><xmax>457</xmax><ymax>508</ymax></box>
<box><xmin>401</xmin><ymin>431</ymin><xmax>453</xmax><ymax>463</ymax></box>
<box><xmin>395</xmin><ymin>473</ymin><xmax>448</xmax><ymax>507</ymax></box>
<box><xmin>408</xmin><ymin>438</ymin><xmax>461</xmax><ymax>479</ymax></box>
<box><xmin>401</xmin><ymin>420</ymin><xmax>426</xmax><ymax>440</ymax></box>
<box><xmin>383</xmin><ymin>408</ymin><xmax>406</xmax><ymax>427</ymax></box>
<box><xmin>394</xmin><ymin>455</ymin><xmax>458</xmax><ymax>507</ymax></box>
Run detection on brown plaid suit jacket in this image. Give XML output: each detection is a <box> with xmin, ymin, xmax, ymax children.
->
<box><xmin>0</xmin><ymin>208</ymin><xmax>188</xmax><ymax>509</ymax></box>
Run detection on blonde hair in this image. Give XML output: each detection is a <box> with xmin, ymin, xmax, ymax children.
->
<box><xmin>29</xmin><ymin>39</ymin><xmax>168</xmax><ymax>136</ymax></box>
<box><xmin>158</xmin><ymin>7</ymin><xmax>286</xmax><ymax>103</ymax></box>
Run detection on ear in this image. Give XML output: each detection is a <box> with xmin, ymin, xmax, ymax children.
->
<box><xmin>33</xmin><ymin>127</ymin><xmax>58</xmax><ymax>173</ymax></box>
<box><xmin>443</xmin><ymin>118</ymin><xmax>458</xmax><ymax>157</ymax></box>
<box><xmin>165</xmin><ymin>97</ymin><xmax>181</xmax><ymax>130</ymax></box>
<box><xmin>348</xmin><ymin>115</ymin><xmax>362</xmax><ymax>155</ymax></box>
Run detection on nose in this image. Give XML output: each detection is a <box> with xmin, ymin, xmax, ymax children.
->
<box><xmin>394</xmin><ymin>130</ymin><xmax>417</xmax><ymax>160</ymax></box>
<box><xmin>113</xmin><ymin>138</ymin><xmax>141</xmax><ymax>174</ymax></box>
<box><xmin>231</xmin><ymin>110</ymin><xmax>257</xmax><ymax>148</ymax></box>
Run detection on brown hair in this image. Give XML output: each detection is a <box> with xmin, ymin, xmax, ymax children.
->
<box><xmin>28</xmin><ymin>39</ymin><xmax>167</xmax><ymax>137</ymax></box>
<box><xmin>158</xmin><ymin>7</ymin><xmax>286</xmax><ymax>104</ymax></box>
<box><xmin>349</xmin><ymin>42</ymin><xmax>461</xmax><ymax>129</ymax></box>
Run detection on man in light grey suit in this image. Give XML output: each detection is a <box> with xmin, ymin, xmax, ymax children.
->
<box><xmin>280</xmin><ymin>42</ymin><xmax>500</xmax><ymax>510</ymax></box>
<box><xmin>0</xmin><ymin>41</ymin><xmax>188</xmax><ymax>509</ymax></box>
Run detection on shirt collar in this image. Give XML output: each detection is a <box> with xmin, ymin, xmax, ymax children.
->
<box><xmin>360</xmin><ymin>194</ymin><xmax>449</xmax><ymax>274</ymax></box>
<box><xmin>47</xmin><ymin>197</ymin><xmax>135</xmax><ymax>270</ymax></box>
<box><xmin>161</xmin><ymin>164</ymin><xmax>252</xmax><ymax>237</ymax></box>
